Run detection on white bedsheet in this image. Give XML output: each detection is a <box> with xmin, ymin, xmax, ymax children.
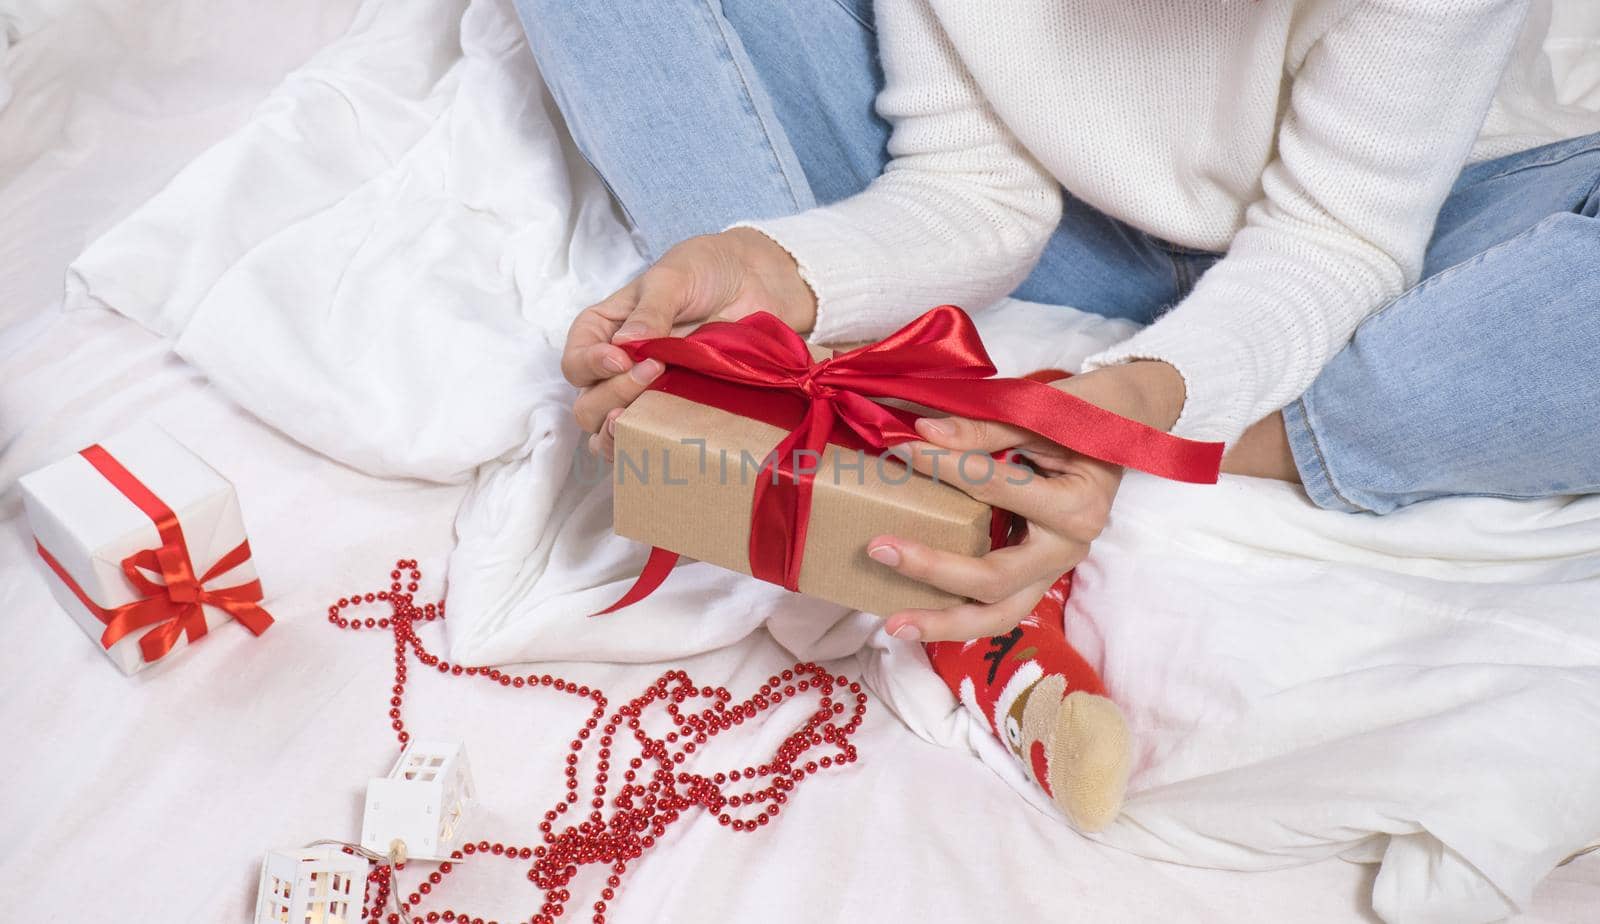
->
<box><xmin>4</xmin><ymin>1</ymin><xmax>1600</xmax><ymax>922</ymax></box>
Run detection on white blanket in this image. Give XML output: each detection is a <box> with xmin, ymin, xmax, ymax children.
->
<box><xmin>53</xmin><ymin>0</ymin><xmax>1600</xmax><ymax>921</ymax></box>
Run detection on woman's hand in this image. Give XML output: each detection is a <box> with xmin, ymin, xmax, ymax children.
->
<box><xmin>868</xmin><ymin>360</ymin><xmax>1186</xmax><ymax>643</ymax></box>
<box><xmin>565</xmin><ymin>228</ymin><xmax>817</xmax><ymax>458</ymax></box>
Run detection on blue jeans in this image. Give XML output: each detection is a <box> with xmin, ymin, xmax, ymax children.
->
<box><xmin>515</xmin><ymin>0</ymin><xmax>1600</xmax><ymax>514</ymax></box>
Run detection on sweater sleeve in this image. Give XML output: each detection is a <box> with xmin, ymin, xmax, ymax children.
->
<box><xmin>1082</xmin><ymin>0</ymin><xmax>1529</xmax><ymax>445</ymax></box>
<box><xmin>733</xmin><ymin>0</ymin><xmax>1063</xmax><ymax>345</ymax></box>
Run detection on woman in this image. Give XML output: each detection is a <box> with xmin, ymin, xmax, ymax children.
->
<box><xmin>516</xmin><ymin>0</ymin><xmax>1600</xmax><ymax>827</ymax></box>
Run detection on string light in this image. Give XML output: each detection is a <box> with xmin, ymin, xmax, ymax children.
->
<box><xmin>314</xmin><ymin>559</ymin><xmax>869</xmax><ymax>924</ymax></box>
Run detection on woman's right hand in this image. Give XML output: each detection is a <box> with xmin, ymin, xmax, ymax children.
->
<box><xmin>564</xmin><ymin>227</ymin><xmax>817</xmax><ymax>459</ymax></box>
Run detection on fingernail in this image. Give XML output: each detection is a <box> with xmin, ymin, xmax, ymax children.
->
<box><xmin>601</xmin><ymin>352</ymin><xmax>627</xmax><ymax>375</ymax></box>
<box><xmin>629</xmin><ymin>359</ymin><xmax>663</xmax><ymax>384</ymax></box>
<box><xmin>606</xmin><ymin>411</ymin><xmax>619</xmax><ymax>436</ymax></box>
<box><xmin>890</xmin><ymin>623</ymin><xmax>922</xmax><ymax>642</ymax></box>
<box><xmin>614</xmin><ymin>323</ymin><xmax>650</xmax><ymax>342</ymax></box>
<box><xmin>867</xmin><ymin>544</ymin><xmax>900</xmax><ymax>567</ymax></box>
<box><xmin>917</xmin><ymin>418</ymin><xmax>952</xmax><ymax>438</ymax></box>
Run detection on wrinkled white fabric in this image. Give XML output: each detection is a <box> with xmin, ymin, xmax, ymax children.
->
<box><xmin>62</xmin><ymin>0</ymin><xmax>642</xmax><ymax>483</ymax></box>
<box><xmin>1479</xmin><ymin>0</ymin><xmax>1600</xmax><ymax>157</ymax></box>
<box><xmin>0</xmin><ymin>0</ymin><xmax>64</xmax><ymax>112</ymax></box>
<box><xmin>48</xmin><ymin>0</ymin><xmax>1600</xmax><ymax>921</ymax></box>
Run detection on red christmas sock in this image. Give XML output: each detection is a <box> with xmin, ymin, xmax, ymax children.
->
<box><xmin>924</xmin><ymin>572</ymin><xmax>1131</xmax><ymax>831</ymax></box>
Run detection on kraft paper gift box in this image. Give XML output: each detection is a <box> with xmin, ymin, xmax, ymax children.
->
<box><xmin>610</xmin><ymin>318</ymin><xmax>1009</xmax><ymax>616</ymax></box>
<box><xmin>613</xmin><ymin>385</ymin><xmax>996</xmax><ymax>616</ymax></box>
<box><xmin>20</xmin><ymin>424</ymin><xmax>273</xmax><ymax>675</ymax></box>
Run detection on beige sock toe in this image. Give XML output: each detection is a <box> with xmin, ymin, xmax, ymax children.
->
<box><xmin>1046</xmin><ymin>690</ymin><xmax>1131</xmax><ymax>833</ymax></box>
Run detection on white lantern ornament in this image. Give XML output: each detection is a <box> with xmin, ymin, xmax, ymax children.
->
<box><xmin>254</xmin><ymin>845</ymin><xmax>366</xmax><ymax>924</ymax></box>
<box><xmin>360</xmin><ymin>739</ymin><xmax>475</xmax><ymax>862</ymax></box>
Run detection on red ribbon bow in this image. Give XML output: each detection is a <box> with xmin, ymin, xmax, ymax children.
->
<box><xmin>598</xmin><ymin>305</ymin><xmax>1223</xmax><ymax>613</ymax></box>
<box><xmin>34</xmin><ymin>443</ymin><xmax>273</xmax><ymax>665</ymax></box>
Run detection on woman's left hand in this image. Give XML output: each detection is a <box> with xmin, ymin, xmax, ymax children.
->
<box><xmin>868</xmin><ymin>360</ymin><xmax>1186</xmax><ymax>643</ymax></box>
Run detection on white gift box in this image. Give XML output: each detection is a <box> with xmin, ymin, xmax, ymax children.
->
<box><xmin>19</xmin><ymin>424</ymin><xmax>271</xmax><ymax>676</ymax></box>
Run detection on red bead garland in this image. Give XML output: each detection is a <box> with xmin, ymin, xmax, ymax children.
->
<box><xmin>326</xmin><ymin>559</ymin><xmax>868</xmax><ymax>924</ymax></box>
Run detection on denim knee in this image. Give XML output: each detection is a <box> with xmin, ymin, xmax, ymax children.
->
<box><xmin>511</xmin><ymin>0</ymin><xmax>823</xmax><ymax>258</ymax></box>
<box><xmin>1286</xmin><ymin>209</ymin><xmax>1600</xmax><ymax>514</ymax></box>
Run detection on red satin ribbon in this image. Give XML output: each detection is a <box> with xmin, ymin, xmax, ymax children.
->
<box><xmin>34</xmin><ymin>443</ymin><xmax>274</xmax><ymax>665</ymax></box>
<box><xmin>598</xmin><ymin>305</ymin><xmax>1223</xmax><ymax>613</ymax></box>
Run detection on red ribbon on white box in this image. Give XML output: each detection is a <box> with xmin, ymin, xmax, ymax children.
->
<box><xmin>34</xmin><ymin>443</ymin><xmax>273</xmax><ymax>664</ymax></box>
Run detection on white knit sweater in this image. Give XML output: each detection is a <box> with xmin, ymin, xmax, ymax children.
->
<box><xmin>742</xmin><ymin>0</ymin><xmax>1531</xmax><ymax>444</ymax></box>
